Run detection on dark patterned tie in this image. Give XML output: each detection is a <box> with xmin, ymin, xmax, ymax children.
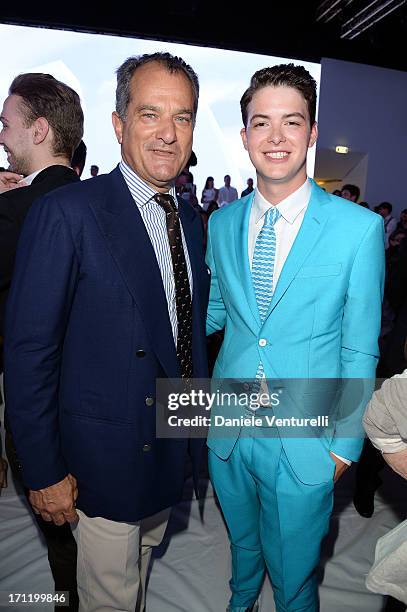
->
<box><xmin>153</xmin><ymin>193</ymin><xmax>193</xmax><ymax>379</ymax></box>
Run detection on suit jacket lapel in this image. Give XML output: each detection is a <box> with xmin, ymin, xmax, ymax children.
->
<box><xmin>266</xmin><ymin>182</ymin><xmax>331</xmax><ymax>317</ymax></box>
<box><xmin>234</xmin><ymin>193</ymin><xmax>261</xmax><ymax>329</ymax></box>
<box><xmin>89</xmin><ymin>168</ymin><xmax>179</xmax><ymax>377</ymax></box>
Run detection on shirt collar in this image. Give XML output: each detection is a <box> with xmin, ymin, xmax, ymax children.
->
<box><xmin>253</xmin><ymin>178</ymin><xmax>312</xmax><ymax>226</ymax></box>
<box><xmin>119</xmin><ymin>159</ymin><xmax>177</xmax><ymax>207</ymax></box>
<box><xmin>20</xmin><ymin>168</ymin><xmax>46</xmax><ymax>186</ymax></box>
<box><xmin>20</xmin><ymin>164</ymin><xmax>73</xmax><ymax>186</ymax></box>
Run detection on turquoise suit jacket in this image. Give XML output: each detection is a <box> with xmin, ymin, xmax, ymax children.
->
<box><xmin>206</xmin><ymin>180</ymin><xmax>385</xmax><ymax>485</ymax></box>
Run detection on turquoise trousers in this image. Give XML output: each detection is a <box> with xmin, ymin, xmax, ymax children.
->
<box><xmin>209</xmin><ymin>430</ymin><xmax>334</xmax><ymax>611</ymax></box>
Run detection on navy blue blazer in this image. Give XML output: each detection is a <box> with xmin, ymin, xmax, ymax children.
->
<box><xmin>5</xmin><ymin>167</ymin><xmax>209</xmax><ymax>522</ymax></box>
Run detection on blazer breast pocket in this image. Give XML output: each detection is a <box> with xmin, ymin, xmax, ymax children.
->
<box><xmin>296</xmin><ymin>263</ymin><xmax>342</xmax><ymax>279</ymax></box>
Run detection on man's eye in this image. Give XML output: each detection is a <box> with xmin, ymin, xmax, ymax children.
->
<box><xmin>176</xmin><ymin>116</ymin><xmax>191</xmax><ymax>124</ymax></box>
<box><xmin>286</xmin><ymin>121</ymin><xmax>300</xmax><ymax>126</ymax></box>
<box><xmin>254</xmin><ymin>122</ymin><xmax>268</xmax><ymax>128</ymax></box>
<box><xmin>142</xmin><ymin>113</ymin><xmax>157</xmax><ymax>119</ymax></box>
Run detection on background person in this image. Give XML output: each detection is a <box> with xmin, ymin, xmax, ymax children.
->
<box><xmin>217</xmin><ymin>174</ymin><xmax>238</xmax><ymax>208</ymax></box>
<box><xmin>0</xmin><ymin>71</ymin><xmax>84</xmax><ymax>612</ymax></box>
<box><xmin>201</xmin><ymin>175</ymin><xmax>218</xmax><ymax>210</ymax></box>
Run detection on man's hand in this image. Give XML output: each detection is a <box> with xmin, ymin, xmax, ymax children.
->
<box><xmin>0</xmin><ymin>457</ymin><xmax>8</xmax><ymax>491</ymax></box>
<box><xmin>383</xmin><ymin>448</ymin><xmax>407</xmax><ymax>481</ymax></box>
<box><xmin>29</xmin><ymin>474</ymin><xmax>79</xmax><ymax>526</ymax></box>
<box><xmin>329</xmin><ymin>452</ymin><xmax>349</xmax><ymax>482</ymax></box>
<box><xmin>0</xmin><ymin>171</ymin><xmax>25</xmax><ymax>193</ymax></box>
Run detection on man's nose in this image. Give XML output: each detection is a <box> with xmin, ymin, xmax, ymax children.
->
<box><xmin>267</xmin><ymin>126</ymin><xmax>286</xmax><ymax>144</ymax></box>
<box><xmin>156</xmin><ymin>117</ymin><xmax>177</xmax><ymax>144</ymax></box>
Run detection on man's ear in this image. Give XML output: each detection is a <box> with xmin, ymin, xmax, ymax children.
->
<box><xmin>32</xmin><ymin>117</ymin><xmax>50</xmax><ymax>145</ymax></box>
<box><xmin>112</xmin><ymin>111</ymin><xmax>123</xmax><ymax>145</ymax></box>
<box><xmin>240</xmin><ymin>127</ymin><xmax>248</xmax><ymax>151</ymax></box>
<box><xmin>308</xmin><ymin>121</ymin><xmax>318</xmax><ymax>148</ymax></box>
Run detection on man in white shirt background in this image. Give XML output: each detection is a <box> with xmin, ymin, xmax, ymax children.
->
<box><xmin>217</xmin><ymin>174</ymin><xmax>238</xmax><ymax>207</ymax></box>
<box><xmin>377</xmin><ymin>201</ymin><xmax>397</xmax><ymax>248</ymax></box>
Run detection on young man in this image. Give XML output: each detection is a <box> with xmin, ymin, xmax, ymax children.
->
<box><xmin>0</xmin><ymin>72</ymin><xmax>84</xmax><ymax>611</ymax></box>
<box><xmin>5</xmin><ymin>53</ymin><xmax>209</xmax><ymax>612</ymax></box>
<box><xmin>206</xmin><ymin>64</ymin><xmax>384</xmax><ymax>612</ymax></box>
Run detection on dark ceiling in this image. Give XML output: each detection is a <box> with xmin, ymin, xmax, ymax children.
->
<box><xmin>1</xmin><ymin>1</ymin><xmax>406</xmax><ymax>72</ymax></box>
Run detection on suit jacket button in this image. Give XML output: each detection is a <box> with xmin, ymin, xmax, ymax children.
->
<box><xmin>136</xmin><ymin>349</ymin><xmax>146</xmax><ymax>358</ymax></box>
<box><xmin>143</xmin><ymin>444</ymin><xmax>151</xmax><ymax>452</ymax></box>
<box><xmin>145</xmin><ymin>396</ymin><xmax>154</xmax><ymax>406</ymax></box>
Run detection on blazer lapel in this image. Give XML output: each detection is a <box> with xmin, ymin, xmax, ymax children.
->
<box><xmin>234</xmin><ymin>193</ymin><xmax>261</xmax><ymax>329</ymax></box>
<box><xmin>266</xmin><ymin>182</ymin><xmax>331</xmax><ymax>317</ymax></box>
<box><xmin>89</xmin><ymin>168</ymin><xmax>179</xmax><ymax>378</ymax></box>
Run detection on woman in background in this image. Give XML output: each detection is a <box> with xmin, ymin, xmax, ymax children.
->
<box><xmin>201</xmin><ymin>176</ymin><xmax>218</xmax><ymax>211</ymax></box>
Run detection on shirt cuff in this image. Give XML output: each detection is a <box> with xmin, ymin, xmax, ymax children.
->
<box><xmin>331</xmin><ymin>452</ymin><xmax>352</xmax><ymax>466</ymax></box>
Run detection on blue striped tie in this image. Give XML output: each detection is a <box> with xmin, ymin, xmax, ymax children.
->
<box><xmin>252</xmin><ymin>206</ymin><xmax>280</xmax><ymax>386</ymax></box>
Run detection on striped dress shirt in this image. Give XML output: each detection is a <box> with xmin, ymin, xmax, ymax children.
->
<box><xmin>119</xmin><ymin>160</ymin><xmax>193</xmax><ymax>345</ymax></box>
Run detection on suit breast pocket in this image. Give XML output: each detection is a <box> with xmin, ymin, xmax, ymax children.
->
<box><xmin>296</xmin><ymin>263</ymin><xmax>342</xmax><ymax>279</ymax></box>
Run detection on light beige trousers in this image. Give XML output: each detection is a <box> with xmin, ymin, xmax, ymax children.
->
<box><xmin>71</xmin><ymin>507</ymin><xmax>170</xmax><ymax>612</ymax></box>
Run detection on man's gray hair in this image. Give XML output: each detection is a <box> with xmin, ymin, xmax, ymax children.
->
<box><xmin>115</xmin><ymin>52</ymin><xmax>199</xmax><ymax>122</ymax></box>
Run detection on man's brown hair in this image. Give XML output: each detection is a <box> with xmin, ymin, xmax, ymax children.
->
<box><xmin>9</xmin><ymin>73</ymin><xmax>84</xmax><ymax>160</ymax></box>
<box><xmin>240</xmin><ymin>63</ymin><xmax>317</xmax><ymax>128</ymax></box>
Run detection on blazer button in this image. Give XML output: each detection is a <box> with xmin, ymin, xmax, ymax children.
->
<box><xmin>145</xmin><ymin>396</ymin><xmax>154</xmax><ymax>406</ymax></box>
<box><xmin>143</xmin><ymin>444</ymin><xmax>151</xmax><ymax>452</ymax></box>
<box><xmin>136</xmin><ymin>349</ymin><xmax>146</xmax><ymax>358</ymax></box>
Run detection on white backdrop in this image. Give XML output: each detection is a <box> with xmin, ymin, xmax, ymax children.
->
<box><xmin>0</xmin><ymin>24</ymin><xmax>320</xmax><ymax>195</ymax></box>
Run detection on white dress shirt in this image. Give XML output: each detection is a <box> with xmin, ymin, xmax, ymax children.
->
<box><xmin>248</xmin><ymin>178</ymin><xmax>350</xmax><ymax>465</ymax></box>
<box><xmin>383</xmin><ymin>214</ymin><xmax>397</xmax><ymax>249</ymax></box>
<box><xmin>218</xmin><ymin>185</ymin><xmax>238</xmax><ymax>208</ymax></box>
<box><xmin>248</xmin><ymin>179</ymin><xmax>310</xmax><ymax>286</ymax></box>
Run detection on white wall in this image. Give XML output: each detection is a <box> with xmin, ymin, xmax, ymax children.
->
<box><xmin>0</xmin><ymin>24</ymin><xmax>321</xmax><ymax>196</ymax></box>
<box><xmin>318</xmin><ymin>58</ymin><xmax>407</xmax><ymax>214</ymax></box>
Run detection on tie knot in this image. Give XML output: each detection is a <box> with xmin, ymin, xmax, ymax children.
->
<box><xmin>153</xmin><ymin>193</ymin><xmax>177</xmax><ymax>215</ymax></box>
<box><xmin>265</xmin><ymin>206</ymin><xmax>280</xmax><ymax>227</ymax></box>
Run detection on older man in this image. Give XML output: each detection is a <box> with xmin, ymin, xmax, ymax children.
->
<box><xmin>5</xmin><ymin>53</ymin><xmax>209</xmax><ymax>612</ymax></box>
